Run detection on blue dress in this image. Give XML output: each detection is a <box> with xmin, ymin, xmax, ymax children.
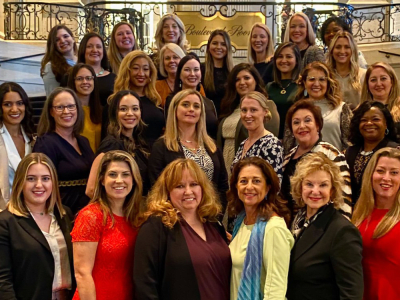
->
<box><xmin>33</xmin><ymin>132</ymin><xmax>94</xmax><ymax>214</ymax></box>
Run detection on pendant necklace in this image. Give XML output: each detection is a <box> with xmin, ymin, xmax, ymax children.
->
<box><xmin>96</xmin><ymin>68</ymin><xmax>104</xmax><ymax>76</ymax></box>
<box><xmin>31</xmin><ymin>212</ymin><xmax>45</xmax><ymax>216</ymax></box>
<box><xmin>280</xmin><ymin>81</ymin><xmax>293</xmax><ymax>95</ymax></box>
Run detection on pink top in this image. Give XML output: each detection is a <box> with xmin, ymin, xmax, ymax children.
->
<box><xmin>71</xmin><ymin>203</ymin><xmax>137</xmax><ymax>300</ymax></box>
<box><xmin>358</xmin><ymin>208</ymin><xmax>400</xmax><ymax>300</ymax></box>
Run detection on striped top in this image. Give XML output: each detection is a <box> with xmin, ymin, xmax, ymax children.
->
<box><xmin>282</xmin><ymin>140</ymin><xmax>352</xmax><ymax>219</ymax></box>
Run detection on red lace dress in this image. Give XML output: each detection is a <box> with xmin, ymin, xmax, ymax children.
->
<box><xmin>359</xmin><ymin>208</ymin><xmax>400</xmax><ymax>299</ymax></box>
<box><xmin>71</xmin><ymin>203</ymin><xmax>138</xmax><ymax>300</ymax></box>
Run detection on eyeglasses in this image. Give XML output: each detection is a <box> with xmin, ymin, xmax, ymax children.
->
<box><xmin>75</xmin><ymin>76</ymin><xmax>94</xmax><ymax>82</ymax></box>
<box><xmin>52</xmin><ymin>104</ymin><xmax>77</xmax><ymax>112</ymax></box>
<box><xmin>306</xmin><ymin>76</ymin><xmax>327</xmax><ymax>83</ymax></box>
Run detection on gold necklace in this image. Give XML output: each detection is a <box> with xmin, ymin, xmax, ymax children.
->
<box><xmin>279</xmin><ymin>81</ymin><xmax>293</xmax><ymax>94</ymax></box>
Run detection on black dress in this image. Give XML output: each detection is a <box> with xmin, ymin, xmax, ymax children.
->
<box><xmin>97</xmin><ymin>135</ymin><xmax>150</xmax><ymax>195</ymax></box>
<box><xmin>200</xmin><ymin>63</ymin><xmax>228</xmax><ymax>115</ymax></box>
<box><xmin>33</xmin><ymin>132</ymin><xmax>95</xmax><ymax>214</ymax></box>
<box><xmin>148</xmin><ymin>138</ymin><xmax>228</xmax><ymax>211</ymax></box>
<box><xmin>254</xmin><ymin>60</ymin><xmax>274</xmax><ymax>86</ymax></box>
<box><xmin>101</xmin><ymin>95</ymin><xmax>165</xmax><ymax>150</ymax></box>
<box><xmin>97</xmin><ymin>73</ymin><xmax>117</xmax><ymax>106</ymax></box>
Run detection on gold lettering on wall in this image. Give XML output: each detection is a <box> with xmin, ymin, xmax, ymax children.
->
<box><xmin>176</xmin><ymin>11</ymin><xmax>266</xmax><ymax>50</ymax></box>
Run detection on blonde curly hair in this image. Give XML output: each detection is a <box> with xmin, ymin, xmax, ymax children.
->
<box><xmin>290</xmin><ymin>152</ymin><xmax>344</xmax><ymax>210</ymax></box>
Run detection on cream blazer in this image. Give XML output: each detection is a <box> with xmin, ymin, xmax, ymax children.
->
<box><xmin>0</xmin><ymin>127</ymin><xmax>32</xmax><ymax>210</ymax></box>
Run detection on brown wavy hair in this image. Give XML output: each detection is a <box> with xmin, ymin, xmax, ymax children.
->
<box><xmin>40</xmin><ymin>25</ymin><xmax>77</xmax><ymax>82</ymax></box>
<box><xmin>91</xmin><ymin>150</ymin><xmax>143</xmax><ymax>227</ymax></box>
<box><xmin>228</xmin><ymin>157</ymin><xmax>290</xmax><ymax>226</ymax></box>
<box><xmin>295</xmin><ymin>61</ymin><xmax>342</xmax><ymax>109</ymax></box>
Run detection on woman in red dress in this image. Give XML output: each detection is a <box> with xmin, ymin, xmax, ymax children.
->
<box><xmin>71</xmin><ymin>150</ymin><xmax>143</xmax><ymax>300</ymax></box>
<box><xmin>353</xmin><ymin>147</ymin><xmax>400</xmax><ymax>299</ymax></box>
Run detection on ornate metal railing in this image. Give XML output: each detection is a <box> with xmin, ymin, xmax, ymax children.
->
<box><xmin>3</xmin><ymin>1</ymin><xmax>399</xmax><ymax>55</ymax></box>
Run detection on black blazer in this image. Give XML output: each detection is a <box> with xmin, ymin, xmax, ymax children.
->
<box><xmin>148</xmin><ymin>138</ymin><xmax>228</xmax><ymax>210</ymax></box>
<box><xmin>345</xmin><ymin>138</ymin><xmax>399</xmax><ymax>204</ymax></box>
<box><xmin>133</xmin><ymin>216</ymin><xmax>228</xmax><ymax>300</ymax></box>
<box><xmin>0</xmin><ymin>206</ymin><xmax>76</xmax><ymax>300</ymax></box>
<box><xmin>287</xmin><ymin>205</ymin><xmax>363</xmax><ymax>300</ymax></box>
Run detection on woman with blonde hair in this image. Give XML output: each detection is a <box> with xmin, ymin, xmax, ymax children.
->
<box><xmin>201</xmin><ymin>30</ymin><xmax>234</xmax><ymax>114</ymax></box>
<box><xmin>327</xmin><ymin>31</ymin><xmax>366</xmax><ymax>109</ymax></box>
<box><xmin>248</xmin><ymin>23</ymin><xmax>275</xmax><ymax>85</ymax></box>
<box><xmin>284</xmin><ymin>61</ymin><xmax>352</xmax><ymax>152</ymax></box>
<box><xmin>149</xmin><ymin>89</ymin><xmax>228</xmax><ymax>211</ymax></box>
<box><xmin>153</xmin><ymin>13</ymin><xmax>188</xmax><ymax>55</ymax></box>
<box><xmin>152</xmin><ymin>14</ymin><xmax>189</xmax><ymax>78</ymax></box>
<box><xmin>165</xmin><ymin>54</ymin><xmax>218</xmax><ymax>139</ymax></box>
<box><xmin>41</xmin><ymin>25</ymin><xmax>77</xmax><ymax>96</ymax></box>
<box><xmin>134</xmin><ymin>158</ymin><xmax>231</xmax><ymax>300</ymax></box>
<box><xmin>231</xmin><ymin>91</ymin><xmax>283</xmax><ymax>183</ymax></box>
<box><xmin>0</xmin><ymin>153</ymin><xmax>75</xmax><ymax>300</ymax></box>
<box><xmin>107</xmin><ymin>22</ymin><xmax>138</xmax><ymax>75</ymax></box>
<box><xmin>287</xmin><ymin>152</ymin><xmax>363</xmax><ymax>300</ymax></box>
<box><xmin>155</xmin><ymin>43</ymin><xmax>186</xmax><ymax>106</ymax></box>
<box><xmin>283</xmin><ymin>12</ymin><xmax>325</xmax><ymax>70</ymax></box>
<box><xmin>360</xmin><ymin>62</ymin><xmax>400</xmax><ymax>122</ymax></box>
<box><xmin>112</xmin><ymin>50</ymin><xmax>164</xmax><ymax>147</ymax></box>
<box><xmin>72</xmin><ymin>150</ymin><xmax>143</xmax><ymax>300</ymax></box>
<box><xmin>353</xmin><ymin>147</ymin><xmax>400</xmax><ymax>299</ymax></box>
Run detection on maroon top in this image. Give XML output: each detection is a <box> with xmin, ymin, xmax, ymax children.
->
<box><xmin>180</xmin><ymin>220</ymin><xmax>231</xmax><ymax>300</ymax></box>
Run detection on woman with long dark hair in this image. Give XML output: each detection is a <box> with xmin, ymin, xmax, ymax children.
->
<box><xmin>41</xmin><ymin>25</ymin><xmax>77</xmax><ymax>96</ymax></box>
<box><xmin>86</xmin><ymin>90</ymin><xmax>149</xmax><ymax>197</ymax></box>
<box><xmin>0</xmin><ymin>82</ymin><xmax>35</xmax><ymax>210</ymax></box>
<box><xmin>67</xmin><ymin>63</ymin><xmax>102</xmax><ymax>152</ymax></box>
<box><xmin>201</xmin><ymin>30</ymin><xmax>234</xmax><ymax>114</ymax></box>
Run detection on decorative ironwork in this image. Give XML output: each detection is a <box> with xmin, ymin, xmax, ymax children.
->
<box><xmin>3</xmin><ymin>1</ymin><xmax>399</xmax><ymax>56</ymax></box>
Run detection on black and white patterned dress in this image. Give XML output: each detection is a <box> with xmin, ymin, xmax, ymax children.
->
<box><xmin>231</xmin><ymin>133</ymin><xmax>284</xmax><ymax>184</ymax></box>
<box><xmin>182</xmin><ymin>145</ymin><xmax>214</xmax><ymax>181</ymax></box>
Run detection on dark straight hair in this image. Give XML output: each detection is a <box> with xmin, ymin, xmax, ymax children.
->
<box><xmin>67</xmin><ymin>63</ymin><xmax>102</xmax><ymax>124</ymax></box>
<box><xmin>273</xmin><ymin>42</ymin><xmax>301</xmax><ymax>85</ymax></box>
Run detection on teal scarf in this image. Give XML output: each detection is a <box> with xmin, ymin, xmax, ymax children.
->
<box><xmin>232</xmin><ymin>210</ymin><xmax>267</xmax><ymax>300</ymax></box>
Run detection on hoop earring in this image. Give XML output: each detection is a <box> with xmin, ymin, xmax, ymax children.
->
<box><xmin>385</xmin><ymin>128</ymin><xmax>389</xmax><ymax>135</ymax></box>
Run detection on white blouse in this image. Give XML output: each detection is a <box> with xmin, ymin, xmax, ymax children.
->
<box><xmin>0</xmin><ymin>125</ymin><xmax>31</xmax><ymax>197</ymax></box>
<box><xmin>35</xmin><ymin>213</ymin><xmax>72</xmax><ymax>291</ymax></box>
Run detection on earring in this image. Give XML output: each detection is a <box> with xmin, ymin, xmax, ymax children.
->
<box><xmin>304</xmin><ymin>89</ymin><xmax>308</xmax><ymax>97</ymax></box>
<box><xmin>385</xmin><ymin>128</ymin><xmax>389</xmax><ymax>135</ymax></box>
<box><xmin>179</xmin><ymin>80</ymin><xmax>182</xmax><ymax>88</ymax></box>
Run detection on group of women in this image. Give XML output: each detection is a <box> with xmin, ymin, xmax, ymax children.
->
<box><xmin>0</xmin><ymin>10</ymin><xmax>399</xmax><ymax>300</ymax></box>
